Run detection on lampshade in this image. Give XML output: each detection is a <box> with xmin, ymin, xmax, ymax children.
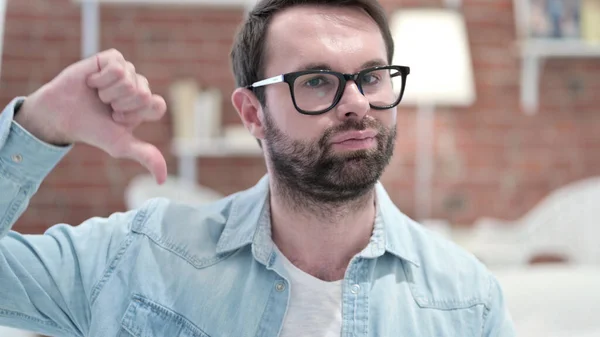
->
<box><xmin>390</xmin><ymin>8</ymin><xmax>476</xmax><ymax>107</ymax></box>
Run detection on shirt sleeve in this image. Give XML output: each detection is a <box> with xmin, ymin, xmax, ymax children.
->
<box><xmin>0</xmin><ymin>97</ymin><xmax>148</xmax><ymax>337</ymax></box>
<box><xmin>482</xmin><ymin>273</ymin><xmax>517</xmax><ymax>337</ymax></box>
<box><xmin>0</xmin><ymin>97</ymin><xmax>72</xmax><ymax>238</ymax></box>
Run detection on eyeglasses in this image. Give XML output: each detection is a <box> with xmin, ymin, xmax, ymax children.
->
<box><xmin>247</xmin><ymin>65</ymin><xmax>410</xmax><ymax>115</ymax></box>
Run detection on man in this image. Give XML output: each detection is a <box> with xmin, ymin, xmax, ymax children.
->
<box><xmin>0</xmin><ymin>0</ymin><xmax>515</xmax><ymax>336</ymax></box>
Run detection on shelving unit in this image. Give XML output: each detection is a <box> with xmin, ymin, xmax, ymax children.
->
<box><xmin>521</xmin><ymin>38</ymin><xmax>600</xmax><ymax>57</ymax></box>
<box><xmin>172</xmin><ymin>137</ymin><xmax>263</xmax><ymax>186</ymax></box>
<box><xmin>171</xmin><ymin>138</ymin><xmax>263</xmax><ymax>158</ymax></box>
<box><xmin>513</xmin><ymin>0</ymin><xmax>600</xmax><ymax>115</ymax></box>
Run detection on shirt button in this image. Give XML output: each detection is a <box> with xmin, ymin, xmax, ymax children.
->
<box><xmin>275</xmin><ymin>281</ymin><xmax>286</xmax><ymax>292</ymax></box>
<box><xmin>351</xmin><ymin>284</ymin><xmax>361</xmax><ymax>294</ymax></box>
<box><xmin>11</xmin><ymin>154</ymin><xmax>23</xmax><ymax>163</ymax></box>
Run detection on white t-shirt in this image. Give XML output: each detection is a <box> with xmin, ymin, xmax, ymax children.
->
<box><xmin>275</xmin><ymin>246</ymin><xmax>343</xmax><ymax>337</ymax></box>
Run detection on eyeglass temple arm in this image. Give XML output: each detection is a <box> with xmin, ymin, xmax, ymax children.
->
<box><xmin>247</xmin><ymin>75</ymin><xmax>285</xmax><ymax>89</ymax></box>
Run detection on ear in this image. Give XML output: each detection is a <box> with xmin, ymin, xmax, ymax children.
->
<box><xmin>231</xmin><ymin>88</ymin><xmax>265</xmax><ymax>141</ymax></box>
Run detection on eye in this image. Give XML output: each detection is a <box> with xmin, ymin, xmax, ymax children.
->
<box><xmin>303</xmin><ymin>76</ymin><xmax>329</xmax><ymax>88</ymax></box>
<box><xmin>362</xmin><ymin>73</ymin><xmax>381</xmax><ymax>85</ymax></box>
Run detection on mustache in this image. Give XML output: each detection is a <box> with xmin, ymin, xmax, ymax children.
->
<box><xmin>318</xmin><ymin>118</ymin><xmax>382</xmax><ymax>148</ymax></box>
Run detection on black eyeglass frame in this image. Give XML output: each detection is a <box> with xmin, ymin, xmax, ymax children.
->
<box><xmin>247</xmin><ymin>65</ymin><xmax>411</xmax><ymax>115</ymax></box>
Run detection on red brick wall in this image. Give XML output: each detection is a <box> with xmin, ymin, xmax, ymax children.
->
<box><xmin>2</xmin><ymin>0</ymin><xmax>599</xmax><ymax>233</ymax></box>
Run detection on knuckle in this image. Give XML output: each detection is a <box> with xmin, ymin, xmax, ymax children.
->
<box><xmin>139</xmin><ymin>90</ymin><xmax>152</xmax><ymax>101</ymax></box>
<box><xmin>126</xmin><ymin>61</ymin><xmax>136</xmax><ymax>73</ymax></box>
<box><xmin>109</xmin><ymin>48</ymin><xmax>124</xmax><ymax>61</ymax></box>
<box><xmin>138</xmin><ymin>94</ymin><xmax>152</xmax><ymax>107</ymax></box>
<box><xmin>111</xmin><ymin>64</ymin><xmax>126</xmax><ymax>80</ymax></box>
<box><xmin>137</xmin><ymin>74</ymin><xmax>148</xmax><ymax>85</ymax></box>
<box><xmin>122</xmin><ymin>82</ymin><xmax>136</xmax><ymax>95</ymax></box>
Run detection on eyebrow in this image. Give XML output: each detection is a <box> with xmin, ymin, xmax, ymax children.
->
<box><xmin>296</xmin><ymin>59</ymin><xmax>388</xmax><ymax>73</ymax></box>
<box><xmin>361</xmin><ymin>59</ymin><xmax>388</xmax><ymax>69</ymax></box>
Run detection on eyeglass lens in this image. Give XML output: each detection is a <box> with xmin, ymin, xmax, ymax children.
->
<box><xmin>292</xmin><ymin>68</ymin><xmax>404</xmax><ymax>113</ymax></box>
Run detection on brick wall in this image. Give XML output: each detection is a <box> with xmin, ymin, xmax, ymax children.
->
<box><xmin>2</xmin><ymin>0</ymin><xmax>599</xmax><ymax>233</ymax></box>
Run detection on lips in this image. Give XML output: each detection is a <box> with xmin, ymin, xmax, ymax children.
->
<box><xmin>330</xmin><ymin>130</ymin><xmax>377</xmax><ymax>144</ymax></box>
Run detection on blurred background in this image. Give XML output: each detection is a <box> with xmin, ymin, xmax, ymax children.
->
<box><xmin>1</xmin><ymin>0</ymin><xmax>599</xmax><ymax>336</ymax></box>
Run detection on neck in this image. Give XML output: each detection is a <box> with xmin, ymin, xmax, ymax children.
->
<box><xmin>269</xmin><ymin>179</ymin><xmax>377</xmax><ymax>282</ymax></box>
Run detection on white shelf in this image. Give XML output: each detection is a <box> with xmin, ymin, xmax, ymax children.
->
<box><xmin>171</xmin><ymin>137</ymin><xmax>262</xmax><ymax>187</ymax></box>
<box><xmin>521</xmin><ymin>38</ymin><xmax>600</xmax><ymax>58</ymax></box>
<box><xmin>171</xmin><ymin>138</ymin><xmax>263</xmax><ymax>158</ymax></box>
<box><xmin>519</xmin><ymin>38</ymin><xmax>600</xmax><ymax>116</ymax></box>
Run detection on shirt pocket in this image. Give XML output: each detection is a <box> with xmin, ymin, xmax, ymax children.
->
<box><xmin>118</xmin><ymin>295</ymin><xmax>210</xmax><ymax>337</ymax></box>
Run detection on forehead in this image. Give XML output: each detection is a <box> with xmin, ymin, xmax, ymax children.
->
<box><xmin>264</xmin><ymin>5</ymin><xmax>389</xmax><ymax>75</ymax></box>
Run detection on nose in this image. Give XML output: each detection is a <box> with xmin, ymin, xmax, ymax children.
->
<box><xmin>334</xmin><ymin>80</ymin><xmax>370</xmax><ymax>121</ymax></box>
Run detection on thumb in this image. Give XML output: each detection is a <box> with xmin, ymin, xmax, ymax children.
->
<box><xmin>114</xmin><ymin>133</ymin><xmax>168</xmax><ymax>185</ymax></box>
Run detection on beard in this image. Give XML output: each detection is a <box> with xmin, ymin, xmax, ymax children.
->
<box><xmin>263</xmin><ymin>108</ymin><xmax>396</xmax><ymax>208</ymax></box>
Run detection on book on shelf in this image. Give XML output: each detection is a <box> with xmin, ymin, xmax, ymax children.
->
<box><xmin>581</xmin><ymin>0</ymin><xmax>600</xmax><ymax>44</ymax></box>
<box><xmin>528</xmin><ymin>0</ymin><xmax>581</xmax><ymax>39</ymax></box>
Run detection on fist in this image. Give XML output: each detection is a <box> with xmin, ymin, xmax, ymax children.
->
<box><xmin>17</xmin><ymin>49</ymin><xmax>168</xmax><ymax>184</ymax></box>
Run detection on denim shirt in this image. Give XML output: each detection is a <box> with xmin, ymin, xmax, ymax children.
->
<box><xmin>0</xmin><ymin>97</ymin><xmax>515</xmax><ymax>337</ymax></box>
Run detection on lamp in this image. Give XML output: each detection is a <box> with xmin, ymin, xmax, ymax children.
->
<box><xmin>390</xmin><ymin>5</ymin><xmax>476</xmax><ymax>221</ymax></box>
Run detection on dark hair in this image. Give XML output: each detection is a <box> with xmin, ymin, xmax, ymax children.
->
<box><xmin>230</xmin><ymin>0</ymin><xmax>395</xmax><ymax>107</ymax></box>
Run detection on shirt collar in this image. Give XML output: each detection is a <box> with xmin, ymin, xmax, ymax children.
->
<box><xmin>370</xmin><ymin>182</ymin><xmax>421</xmax><ymax>267</ymax></box>
<box><xmin>216</xmin><ymin>175</ymin><xmax>420</xmax><ymax>268</ymax></box>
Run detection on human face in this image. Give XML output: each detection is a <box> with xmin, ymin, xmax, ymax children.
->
<box><xmin>236</xmin><ymin>5</ymin><xmax>398</xmax><ymax>203</ymax></box>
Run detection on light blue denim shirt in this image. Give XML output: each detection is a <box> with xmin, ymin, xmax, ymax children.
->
<box><xmin>0</xmin><ymin>97</ymin><xmax>515</xmax><ymax>337</ymax></box>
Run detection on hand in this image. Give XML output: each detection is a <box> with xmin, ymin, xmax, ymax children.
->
<box><xmin>16</xmin><ymin>49</ymin><xmax>168</xmax><ymax>184</ymax></box>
